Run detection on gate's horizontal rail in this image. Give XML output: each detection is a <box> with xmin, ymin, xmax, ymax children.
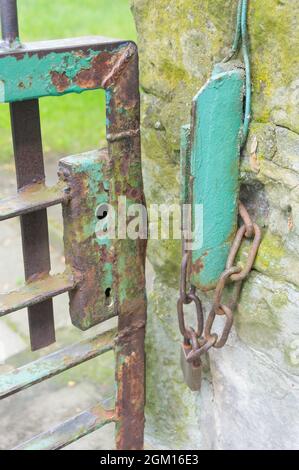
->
<box><xmin>0</xmin><ymin>272</ymin><xmax>77</xmax><ymax>316</ymax></box>
<box><xmin>0</xmin><ymin>37</ymin><xmax>132</xmax><ymax>103</ymax></box>
<box><xmin>0</xmin><ymin>328</ymin><xmax>116</xmax><ymax>399</ymax></box>
<box><xmin>14</xmin><ymin>403</ymin><xmax>115</xmax><ymax>450</ymax></box>
<box><xmin>0</xmin><ymin>182</ymin><xmax>67</xmax><ymax>221</ymax></box>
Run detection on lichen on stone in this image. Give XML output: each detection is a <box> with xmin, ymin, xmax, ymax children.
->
<box><xmin>132</xmin><ymin>0</ymin><xmax>299</xmax><ymax>449</ymax></box>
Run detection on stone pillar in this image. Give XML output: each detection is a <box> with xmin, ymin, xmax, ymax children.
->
<box><xmin>132</xmin><ymin>0</ymin><xmax>299</xmax><ymax>449</ymax></box>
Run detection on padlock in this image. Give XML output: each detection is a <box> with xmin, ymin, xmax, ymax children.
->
<box><xmin>180</xmin><ymin>342</ymin><xmax>202</xmax><ymax>391</ymax></box>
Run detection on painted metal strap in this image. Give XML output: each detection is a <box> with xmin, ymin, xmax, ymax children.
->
<box><xmin>189</xmin><ymin>63</ymin><xmax>245</xmax><ymax>290</ymax></box>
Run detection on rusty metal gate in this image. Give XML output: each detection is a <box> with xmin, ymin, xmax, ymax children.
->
<box><xmin>0</xmin><ymin>0</ymin><xmax>146</xmax><ymax>450</ymax></box>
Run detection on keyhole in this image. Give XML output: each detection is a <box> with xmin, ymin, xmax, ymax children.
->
<box><xmin>97</xmin><ymin>210</ymin><xmax>108</xmax><ymax>220</ymax></box>
<box><xmin>96</xmin><ymin>203</ymin><xmax>109</xmax><ymax>232</ymax></box>
<box><xmin>96</xmin><ymin>203</ymin><xmax>109</xmax><ymax>220</ymax></box>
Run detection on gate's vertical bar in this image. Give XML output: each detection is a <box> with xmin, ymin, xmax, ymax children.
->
<box><xmin>106</xmin><ymin>43</ymin><xmax>146</xmax><ymax>450</ymax></box>
<box><xmin>1</xmin><ymin>0</ymin><xmax>55</xmax><ymax>350</ymax></box>
<box><xmin>10</xmin><ymin>102</ymin><xmax>55</xmax><ymax>350</ymax></box>
<box><xmin>0</xmin><ymin>0</ymin><xmax>19</xmax><ymax>48</ymax></box>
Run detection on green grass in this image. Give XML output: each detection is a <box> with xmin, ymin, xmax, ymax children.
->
<box><xmin>0</xmin><ymin>0</ymin><xmax>136</xmax><ymax>163</ymax></box>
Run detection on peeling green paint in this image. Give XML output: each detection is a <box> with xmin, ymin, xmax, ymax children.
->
<box><xmin>0</xmin><ymin>50</ymin><xmax>95</xmax><ymax>102</ymax></box>
<box><xmin>0</xmin><ymin>41</ymin><xmax>126</xmax><ymax>102</ymax></box>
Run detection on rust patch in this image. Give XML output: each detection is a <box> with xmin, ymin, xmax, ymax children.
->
<box><xmin>74</xmin><ymin>68</ymin><xmax>99</xmax><ymax>89</ymax></box>
<box><xmin>51</xmin><ymin>71</ymin><xmax>70</xmax><ymax>93</ymax></box>
<box><xmin>74</xmin><ymin>51</ymin><xmax>113</xmax><ymax>89</ymax></box>
<box><xmin>192</xmin><ymin>253</ymin><xmax>207</xmax><ymax>274</ymax></box>
<box><xmin>120</xmin><ymin>183</ymin><xmax>143</xmax><ymax>201</ymax></box>
<box><xmin>114</xmin><ymin>181</ymin><xmax>122</xmax><ymax>195</ymax></box>
<box><xmin>288</xmin><ymin>213</ymin><xmax>294</xmax><ymax>231</ymax></box>
<box><xmin>115</xmin><ymin>339</ymin><xmax>145</xmax><ymax>450</ymax></box>
<box><xmin>120</xmin><ymin>154</ymin><xmax>130</xmax><ymax>176</ymax></box>
<box><xmin>74</xmin><ymin>45</ymin><xmax>135</xmax><ymax>91</ymax></box>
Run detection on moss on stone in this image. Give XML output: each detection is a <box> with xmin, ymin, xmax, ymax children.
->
<box><xmin>255</xmin><ymin>231</ymin><xmax>285</xmax><ymax>270</ymax></box>
<box><xmin>284</xmin><ymin>343</ymin><xmax>299</xmax><ymax>370</ymax></box>
<box><xmin>271</xmin><ymin>290</ymin><xmax>289</xmax><ymax>309</ymax></box>
<box><xmin>250</xmin><ymin>0</ymin><xmax>299</xmax><ymax>131</ymax></box>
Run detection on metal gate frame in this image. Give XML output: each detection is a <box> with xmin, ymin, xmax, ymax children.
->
<box><xmin>0</xmin><ymin>0</ymin><xmax>146</xmax><ymax>450</ymax></box>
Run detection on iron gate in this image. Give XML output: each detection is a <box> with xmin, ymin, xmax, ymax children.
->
<box><xmin>0</xmin><ymin>0</ymin><xmax>146</xmax><ymax>450</ymax></box>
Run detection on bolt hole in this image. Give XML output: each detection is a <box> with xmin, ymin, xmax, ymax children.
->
<box><xmin>105</xmin><ymin>287</ymin><xmax>111</xmax><ymax>298</ymax></box>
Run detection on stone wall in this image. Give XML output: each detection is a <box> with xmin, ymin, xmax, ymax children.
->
<box><xmin>131</xmin><ymin>0</ymin><xmax>299</xmax><ymax>449</ymax></box>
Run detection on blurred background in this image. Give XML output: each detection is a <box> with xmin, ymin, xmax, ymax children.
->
<box><xmin>0</xmin><ymin>0</ymin><xmax>137</xmax><ymax>450</ymax></box>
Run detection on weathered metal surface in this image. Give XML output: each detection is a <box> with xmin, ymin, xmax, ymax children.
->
<box><xmin>0</xmin><ymin>328</ymin><xmax>116</xmax><ymax>399</ymax></box>
<box><xmin>180</xmin><ymin>343</ymin><xmax>202</xmax><ymax>391</ymax></box>
<box><xmin>0</xmin><ymin>271</ymin><xmax>76</xmax><ymax>316</ymax></box>
<box><xmin>10</xmin><ymin>99</ymin><xmax>56</xmax><ymax>350</ymax></box>
<box><xmin>0</xmin><ymin>29</ymin><xmax>146</xmax><ymax>450</ymax></box>
<box><xmin>0</xmin><ymin>37</ymin><xmax>137</xmax><ymax>102</ymax></box>
<box><xmin>189</xmin><ymin>62</ymin><xmax>245</xmax><ymax>290</ymax></box>
<box><xmin>0</xmin><ymin>181</ymin><xmax>67</xmax><ymax>221</ymax></box>
<box><xmin>106</xmin><ymin>44</ymin><xmax>147</xmax><ymax>451</ymax></box>
<box><xmin>14</xmin><ymin>404</ymin><xmax>115</xmax><ymax>450</ymax></box>
<box><xmin>177</xmin><ymin>63</ymin><xmax>247</xmax><ymax>380</ymax></box>
<box><xmin>59</xmin><ymin>149</ymin><xmax>115</xmax><ymax>330</ymax></box>
<box><xmin>1</xmin><ymin>3</ymin><xmax>56</xmax><ymax>350</ymax></box>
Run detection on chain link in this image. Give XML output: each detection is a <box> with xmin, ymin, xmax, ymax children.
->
<box><xmin>177</xmin><ymin>203</ymin><xmax>262</xmax><ymax>366</ymax></box>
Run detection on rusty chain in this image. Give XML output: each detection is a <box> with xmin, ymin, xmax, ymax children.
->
<box><xmin>177</xmin><ymin>202</ymin><xmax>262</xmax><ymax>366</ymax></box>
